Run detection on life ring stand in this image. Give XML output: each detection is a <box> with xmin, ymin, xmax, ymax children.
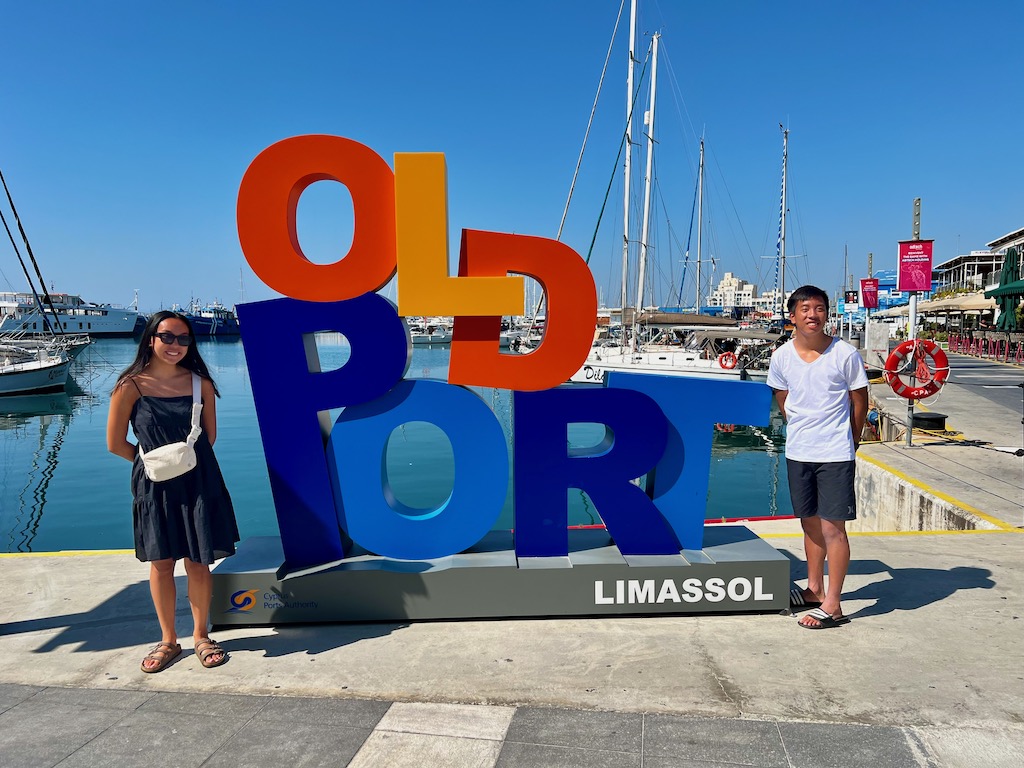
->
<box><xmin>883</xmin><ymin>339</ymin><xmax>950</xmax><ymax>400</ymax></box>
<box><xmin>718</xmin><ymin>351</ymin><xmax>738</xmax><ymax>370</ymax></box>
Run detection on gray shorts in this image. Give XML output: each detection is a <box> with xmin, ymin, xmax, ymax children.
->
<box><xmin>786</xmin><ymin>459</ymin><xmax>857</xmax><ymax>521</ymax></box>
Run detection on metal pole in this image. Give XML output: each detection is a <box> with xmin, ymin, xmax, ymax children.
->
<box><xmin>906</xmin><ymin>198</ymin><xmax>921</xmax><ymax>447</ymax></box>
<box><xmin>621</xmin><ymin>0</ymin><xmax>636</xmax><ymax>348</ymax></box>
<box><xmin>635</xmin><ymin>32</ymin><xmax>659</xmax><ymax>327</ymax></box>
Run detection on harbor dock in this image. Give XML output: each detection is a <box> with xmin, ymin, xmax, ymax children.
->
<box><xmin>0</xmin><ymin>352</ymin><xmax>1021</xmax><ymax>767</ymax></box>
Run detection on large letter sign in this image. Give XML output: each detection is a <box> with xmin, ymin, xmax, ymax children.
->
<box><xmin>235</xmin><ymin>135</ymin><xmax>772</xmax><ymax>574</ymax></box>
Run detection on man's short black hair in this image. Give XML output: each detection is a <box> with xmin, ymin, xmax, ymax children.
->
<box><xmin>787</xmin><ymin>285</ymin><xmax>830</xmax><ymax>314</ymax></box>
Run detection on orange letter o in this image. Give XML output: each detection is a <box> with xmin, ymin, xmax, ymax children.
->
<box><xmin>237</xmin><ymin>135</ymin><xmax>396</xmax><ymax>302</ymax></box>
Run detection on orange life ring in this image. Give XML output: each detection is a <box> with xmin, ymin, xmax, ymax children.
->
<box><xmin>883</xmin><ymin>339</ymin><xmax>950</xmax><ymax>400</ymax></box>
<box><xmin>715</xmin><ymin>423</ymin><xmax>736</xmax><ymax>433</ymax></box>
<box><xmin>718</xmin><ymin>351</ymin><xmax>738</xmax><ymax>370</ymax></box>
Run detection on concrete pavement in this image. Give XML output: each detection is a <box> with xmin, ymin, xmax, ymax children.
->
<box><xmin>1</xmin><ymin>350</ymin><xmax>1021</xmax><ymax>767</ymax></box>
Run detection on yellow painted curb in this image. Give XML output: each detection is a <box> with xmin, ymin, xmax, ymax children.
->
<box><xmin>859</xmin><ymin>453</ymin><xmax>1019</xmax><ymax>532</ymax></box>
<box><xmin>0</xmin><ymin>549</ymin><xmax>134</xmax><ymax>559</ymax></box>
<box><xmin>759</xmin><ymin>528</ymin><xmax>1017</xmax><ymax>539</ymax></box>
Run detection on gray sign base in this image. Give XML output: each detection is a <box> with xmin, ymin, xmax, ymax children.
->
<box><xmin>211</xmin><ymin>526</ymin><xmax>790</xmax><ymax>627</ymax></box>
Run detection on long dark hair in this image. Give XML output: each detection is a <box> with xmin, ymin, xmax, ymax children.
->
<box><xmin>113</xmin><ymin>310</ymin><xmax>220</xmax><ymax>396</ymax></box>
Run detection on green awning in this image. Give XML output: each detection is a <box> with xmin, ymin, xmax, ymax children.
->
<box><xmin>984</xmin><ymin>279</ymin><xmax>1024</xmax><ymax>298</ymax></box>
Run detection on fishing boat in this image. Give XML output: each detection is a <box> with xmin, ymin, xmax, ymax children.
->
<box><xmin>178</xmin><ymin>300</ymin><xmax>240</xmax><ymax>335</ymax></box>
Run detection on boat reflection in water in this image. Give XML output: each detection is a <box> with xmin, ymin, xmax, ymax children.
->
<box><xmin>708</xmin><ymin>407</ymin><xmax>789</xmax><ymax>520</ymax></box>
<box><xmin>0</xmin><ymin>391</ymin><xmax>74</xmax><ymax>552</ymax></box>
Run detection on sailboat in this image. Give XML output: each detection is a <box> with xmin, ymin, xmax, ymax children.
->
<box><xmin>0</xmin><ymin>167</ymin><xmax>75</xmax><ymax>394</ymax></box>
<box><xmin>569</xmin><ymin>6</ymin><xmax>781</xmax><ymax>384</ymax></box>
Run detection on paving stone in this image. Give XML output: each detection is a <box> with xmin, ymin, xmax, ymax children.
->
<box><xmin>644</xmin><ymin>758</ymin><xmax>765</xmax><ymax>768</ymax></box>
<box><xmin>644</xmin><ymin>714</ymin><xmax>788</xmax><ymax>767</ymax></box>
<box><xmin>30</xmin><ymin>685</ymin><xmax>154</xmax><ymax>711</ymax></box>
<box><xmin>203</xmin><ymin>718</ymin><xmax>373</xmax><ymax>768</ymax></box>
<box><xmin>376</xmin><ymin>702</ymin><xmax>514</xmax><ymax>741</ymax></box>
<box><xmin>54</xmin><ymin>708</ymin><xmax>247</xmax><ymax>768</ymax></box>
<box><xmin>348</xmin><ymin>730</ymin><xmax>502</xmax><ymax>768</ymax></box>
<box><xmin>915</xmin><ymin>725</ymin><xmax>1024</xmax><ymax>768</ymax></box>
<box><xmin>255</xmin><ymin>696</ymin><xmax>390</xmax><ymax>729</ymax></box>
<box><xmin>0</xmin><ymin>698</ymin><xmax>130</xmax><ymax>768</ymax></box>
<box><xmin>0</xmin><ymin>683</ymin><xmax>42</xmax><ymax>715</ymax></box>
<box><xmin>779</xmin><ymin>721</ymin><xmax>924</xmax><ymax>768</ymax></box>
<box><xmin>496</xmin><ymin>741</ymin><xmax>641</xmax><ymax>767</ymax></box>
<box><xmin>503</xmin><ymin>706</ymin><xmax>643</xmax><ymax>753</ymax></box>
<box><xmin>138</xmin><ymin>690</ymin><xmax>271</xmax><ymax>719</ymax></box>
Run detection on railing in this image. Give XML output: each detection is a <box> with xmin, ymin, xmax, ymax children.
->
<box><xmin>947</xmin><ymin>331</ymin><xmax>1024</xmax><ymax>363</ymax></box>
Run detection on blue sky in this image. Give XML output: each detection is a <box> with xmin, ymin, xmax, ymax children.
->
<box><xmin>2</xmin><ymin>1</ymin><xmax>1021</xmax><ymax>313</ymax></box>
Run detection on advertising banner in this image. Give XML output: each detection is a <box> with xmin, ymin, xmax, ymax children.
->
<box><xmin>843</xmin><ymin>290</ymin><xmax>859</xmax><ymax>312</ymax></box>
<box><xmin>897</xmin><ymin>240</ymin><xmax>934</xmax><ymax>292</ymax></box>
<box><xmin>860</xmin><ymin>278</ymin><xmax>879</xmax><ymax>309</ymax></box>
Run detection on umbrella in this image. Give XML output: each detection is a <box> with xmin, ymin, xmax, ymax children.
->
<box><xmin>985</xmin><ymin>247</ymin><xmax>1022</xmax><ymax>331</ymax></box>
<box><xmin>952</xmin><ymin>292</ymin><xmax>996</xmax><ymax>312</ymax></box>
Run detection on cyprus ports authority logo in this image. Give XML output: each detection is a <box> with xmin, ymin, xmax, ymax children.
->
<box><xmin>228</xmin><ymin>589</ymin><xmax>260</xmax><ymax>613</ymax></box>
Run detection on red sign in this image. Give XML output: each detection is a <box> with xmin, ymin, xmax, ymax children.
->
<box><xmin>860</xmin><ymin>278</ymin><xmax>879</xmax><ymax>309</ymax></box>
<box><xmin>897</xmin><ymin>240</ymin><xmax>934</xmax><ymax>292</ymax></box>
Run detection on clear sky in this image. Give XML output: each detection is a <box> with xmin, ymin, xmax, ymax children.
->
<box><xmin>2</xmin><ymin>1</ymin><xmax>1022</xmax><ymax>313</ymax></box>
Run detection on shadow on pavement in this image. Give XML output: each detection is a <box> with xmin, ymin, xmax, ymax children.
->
<box><xmin>783</xmin><ymin>551</ymin><xmax>996</xmax><ymax>619</ymax></box>
<box><xmin>0</xmin><ymin>575</ymin><xmax>405</xmax><ymax>656</ymax></box>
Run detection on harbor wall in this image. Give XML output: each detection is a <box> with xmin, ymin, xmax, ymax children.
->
<box><xmin>851</xmin><ymin>395</ymin><xmax>1001</xmax><ymax>533</ymax></box>
<box><xmin>852</xmin><ymin>457</ymin><xmax>999</xmax><ymax>533</ymax></box>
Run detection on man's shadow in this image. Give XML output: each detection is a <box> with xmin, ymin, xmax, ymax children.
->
<box><xmin>785</xmin><ymin>554</ymin><xmax>995</xmax><ymax>619</ymax></box>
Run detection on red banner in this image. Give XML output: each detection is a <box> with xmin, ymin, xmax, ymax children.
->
<box><xmin>860</xmin><ymin>278</ymin><xmax>879</xmax><ymax>309</ymax></box>
<box><xmin>897</xmin><ymin>240</ymin><xmax>933</xmax><ymax>292</ymax></box>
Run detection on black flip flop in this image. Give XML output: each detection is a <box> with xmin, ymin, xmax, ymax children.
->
<box><xmin>790</xmin><ymin>588</ymin><xmax>822</xmax><ymax>610</ymax></box>
<box><xmin>799</xmin><ymin>607</ymin><xmax>850</xmax><ymax>630</ymax></box>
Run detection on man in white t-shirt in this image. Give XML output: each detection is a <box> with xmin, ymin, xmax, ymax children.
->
<box><xmin>767</xmin><ymin>286</ymin><xmax>869</xmax><ymax>629</ymax></box>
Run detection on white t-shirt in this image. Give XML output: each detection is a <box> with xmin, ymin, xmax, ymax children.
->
<box><xmin>766</xmin><ymin>337</ymin><xmax>869</xmax><ymax>462</ymax></box>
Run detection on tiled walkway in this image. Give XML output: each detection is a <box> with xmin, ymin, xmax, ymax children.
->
<box><xmin>1</xmin><ymin>685</ymin><xmax>928</xmax><ymax>767</ymax></box>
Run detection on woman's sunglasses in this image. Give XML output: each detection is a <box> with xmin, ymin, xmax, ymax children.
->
<box><xmin>154</xmin><ymin>332</ymin><xmax>193</xmax><ymax>347</ymax></box>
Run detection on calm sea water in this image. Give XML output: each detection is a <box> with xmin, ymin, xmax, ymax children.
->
<box><xmin>0</xmin><ymin>338</ymin><xmax>789</xmax><ymax>554</ymax></box>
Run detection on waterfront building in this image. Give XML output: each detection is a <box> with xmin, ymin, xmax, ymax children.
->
<box><xmin>933</xmin><ymin>227</ymin><xmax>1024</xmax><ymax>293</ymax></box>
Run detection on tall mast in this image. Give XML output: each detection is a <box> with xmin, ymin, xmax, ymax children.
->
<box><xmin>635</xmin><ymin>32</ymin><xmax>659</xmax><ymax>328</ymax></box>
<box><xmin>695</xmin><ymin>137</ymin><xmax>704</xmax><ymax>312</ymax></box>
<box><xmin>620</xmin><ymin>0</ymin><xmax>637</xmax><ymax>334</ymax></box>
<box><xmin>778</xmin><ymin>126</ymin><xmax>789</xmax><ymax>318</ymax></box>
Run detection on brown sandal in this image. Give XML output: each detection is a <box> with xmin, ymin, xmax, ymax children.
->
<box><xmin>195</xmin><ymin>637</ymin><xmax>228</xmax><ymax>668</ymax></box>
<box><xmin>140</xmin><ymin>642</ymin><xmax>181</xmax><ymax>673</ymax></box>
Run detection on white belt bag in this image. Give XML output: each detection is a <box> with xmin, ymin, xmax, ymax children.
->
<box><xmin>139</xmin><ymin>373</ymin><xmax>203</xmax><ymax>482</ymax></box>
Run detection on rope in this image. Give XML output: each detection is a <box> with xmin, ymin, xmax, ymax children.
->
<box><xmin>554</xmin><ymin>0</ymin><xmax>625</xmax><ymax>243</ymax></box>
<box><xmin>0</xmin><ymin>166</ymin><xmax>62</xmax><ymax>335</ymax></box>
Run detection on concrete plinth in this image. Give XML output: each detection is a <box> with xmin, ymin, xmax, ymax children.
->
<box><xmin>211</xmin><ymin>526</ymin><xmax>790</xmax><ymax>626</ymax></box>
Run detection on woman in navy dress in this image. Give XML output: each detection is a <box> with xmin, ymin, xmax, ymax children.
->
<box><xmin>107</xmin><ymin>310</ymin><xmax>238</xmax><ymax>672</ymax></box>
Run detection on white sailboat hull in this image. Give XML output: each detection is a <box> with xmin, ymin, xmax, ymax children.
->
<box><xmin>570</xmin><ymin>349</ymin><xmax>768</xmax><ymax>384</ymax></box>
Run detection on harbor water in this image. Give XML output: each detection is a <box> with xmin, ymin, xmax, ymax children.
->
<box><xmin>0</xmin><ymin>337</ymin><xmax>790</xmax><ymax>554</ymax></box>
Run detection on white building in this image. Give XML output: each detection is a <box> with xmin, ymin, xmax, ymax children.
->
<box><xmin>707</xmin><ymin>272</ymin><xmax>758</xmax><ymax>315</ymax></box>
<box><xmin>933</xmin><ymin>226</ymin><xmax>1024</xmax><ymax>293</ymax></box>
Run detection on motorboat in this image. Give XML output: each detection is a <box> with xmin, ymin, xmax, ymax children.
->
<box><xmin>0</xmin><ymin>341</ymin><xmax>71</xmax><ymax>396</ymax></box>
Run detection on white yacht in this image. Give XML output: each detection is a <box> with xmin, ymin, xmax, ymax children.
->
<box><xmin>0</xmin><ymin>292</ymin><xmax>146</xmax><ymax>337</ymax></box>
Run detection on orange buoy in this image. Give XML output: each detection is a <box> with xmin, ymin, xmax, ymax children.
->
<box><xmin>718</xmin><ymin>351</ymin><xmax>738</xmax><ymax>370</ymax></box>
<box><xmin>883</xmin><ymin>339</ymin><xmax>950</xmax><ymax>400</ymax></box>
